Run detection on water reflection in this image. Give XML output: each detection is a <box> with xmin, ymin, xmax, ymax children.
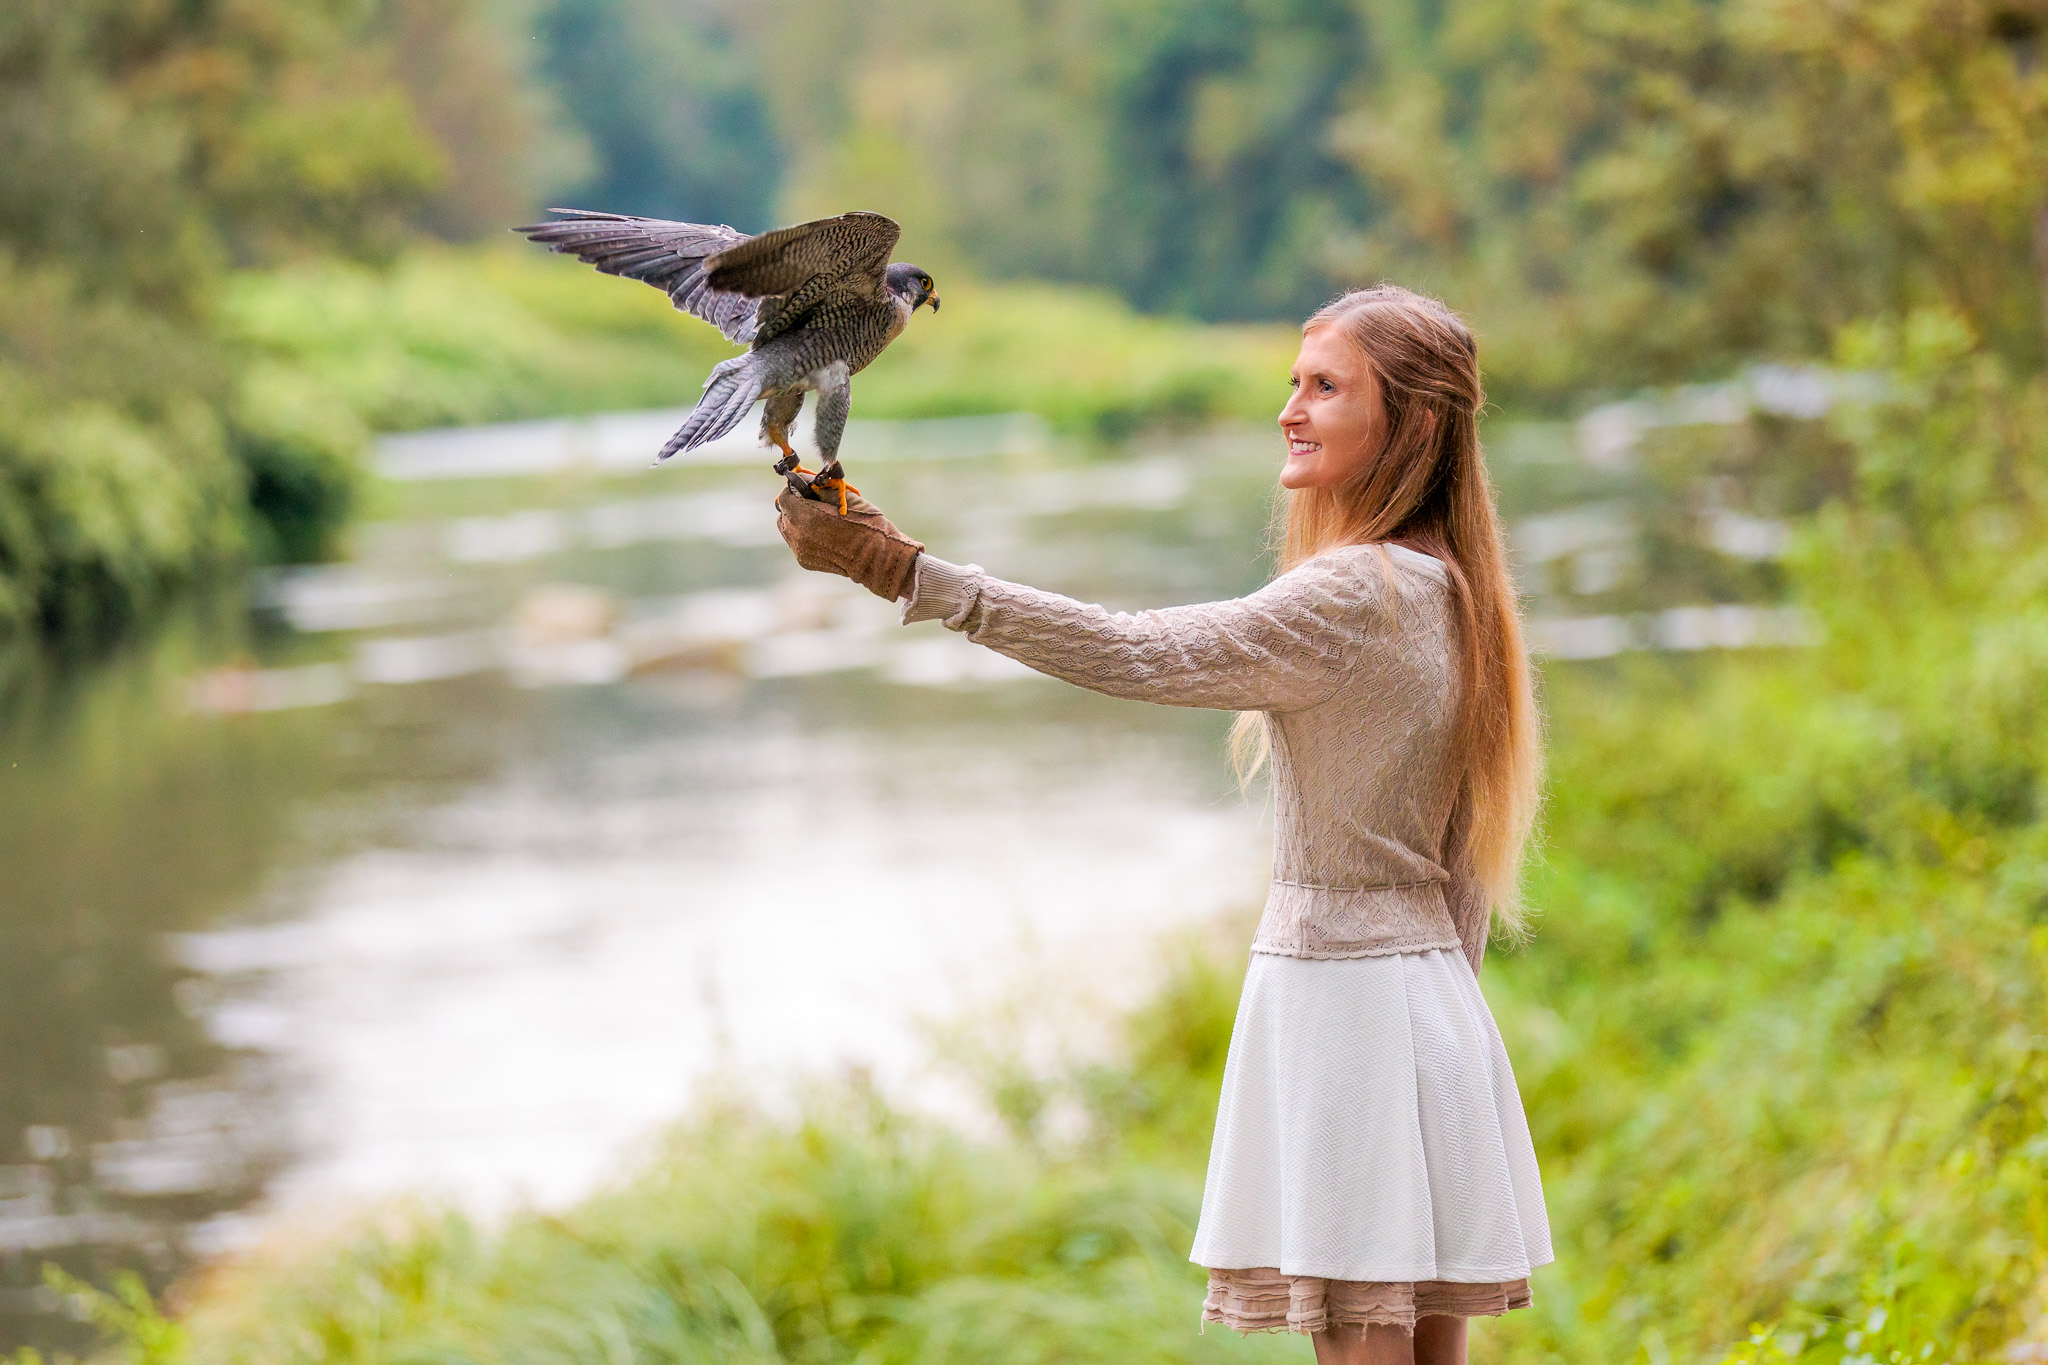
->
<box><xmin>0</xmin><ymin>623</ymin><xmax>349</xmax><ymax>1350</ymax></box>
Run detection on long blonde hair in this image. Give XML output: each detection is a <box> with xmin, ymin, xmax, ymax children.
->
<box><xmin>1230</xmin><ymin>284</ymin><xmax>1542</xmax><ymax>940</ymax></box>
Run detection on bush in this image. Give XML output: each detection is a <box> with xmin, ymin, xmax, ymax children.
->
<box><xmin>226</xmin><ymin>367</ymin><xmax>370</xmax><ymax>565</ymax></box>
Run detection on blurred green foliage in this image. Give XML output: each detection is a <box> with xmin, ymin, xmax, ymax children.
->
<box><xmin>1476</xmin><ymin>316</ymin><xmax>2048</xmax><ymax>1360</ymax></box>
<box><xmin>217</xmin><ymin>246</ymin><xmax>735</xmax><ymax>433</ymax></box>
<box><xmin>220</xmin><ymin>244</ymin><xmax>1301</xmax><ymax>439</ymax></box>
<box><xmin>0</xmin><ymin>0</ymin><xmax>539</xmax><ymax>636</ymax></box>
<box><xmin>536</xmin><ymin>0</ymin><xmax>781</xmax><ymax>232</ymax></box>
<box><xmin>1338</xmin><ymin>0</ymin><xmax>2048</xmax><ymax>400</ymax></box>
<box><xmin>28</xmin><ymin>318</ymin><xmax>2039</xmax><ymax>1365</ymax></box>
<box><xmin>722</xmin><ymin>0</ymin><xmax>1370</xmax><ymax>321</ymax></box>
<box><xmin>694</xmin><ymin>0</ymin><xmax>2048</xmax><ymax>401</ymax></box>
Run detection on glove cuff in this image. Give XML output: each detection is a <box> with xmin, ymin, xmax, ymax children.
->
<box><xmin>901</xmin><ymin>554</ymin><xmax>981</xmax><ymax>625</ymax></box>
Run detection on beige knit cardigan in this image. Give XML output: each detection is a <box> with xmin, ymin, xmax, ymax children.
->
<box><xmin>903</xmin><ymin>542</ymin><xmax>1488</xmax><ymax>971</ymax></box>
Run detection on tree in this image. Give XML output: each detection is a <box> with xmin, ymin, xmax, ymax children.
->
<box><xmin>0</xmin><ymin>0</ymin><xmax>539</xmax><ymax>634</ymax></box>
<box><xmin>537</xmin><ymin>0</ymin><xmax>781</xmax><ymax>231</ymax></box>
<box><xmin>1332</xmin><ymin>0</ymin><xmax>2048</xmax><ymax>401</ymax></box>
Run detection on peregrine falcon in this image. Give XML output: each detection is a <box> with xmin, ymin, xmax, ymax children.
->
<box><xmin>516</xmin><ymin>209</ymin><xmax>940</xmax><ymax>512</ymax></box>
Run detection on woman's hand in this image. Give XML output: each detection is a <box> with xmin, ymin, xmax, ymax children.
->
<box><xmin>774</xmin><ymin>487</ymin><xmax>925</xmax><ymax>602</ymax></box>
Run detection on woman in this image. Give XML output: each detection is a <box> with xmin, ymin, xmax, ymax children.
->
<box><xmin>775</xmin><ymin>284</ymin><xmax>1551</xmax><ymax>1365</ymax></box>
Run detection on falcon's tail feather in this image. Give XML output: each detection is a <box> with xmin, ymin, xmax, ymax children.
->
<box><xmin>657</xmin><ymin>363</ymin><xmax>762</xmax><ymax>464</ymax></box>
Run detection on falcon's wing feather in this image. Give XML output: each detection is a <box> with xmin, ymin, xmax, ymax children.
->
<box><xmin>703</xmin><ymin>211</ymin><xmax>901</xmax><ymax>299</ymax></box>
<box><xmin>514</xmin><ymin>210</ymin><xmax>761</xmax><ymax>343</ymax></box>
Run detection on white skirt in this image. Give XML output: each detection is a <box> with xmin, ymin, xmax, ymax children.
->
<box><xmin>1188</xmin><ymin>949</ymin><xmax>1552</xmax><ymax>1283</ymax></box>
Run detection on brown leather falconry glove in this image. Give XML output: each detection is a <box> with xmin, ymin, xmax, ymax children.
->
<box><xmin>775</xmin><ymin>487</ymin><xmax>925</xmax><ymax>602</ymax></box>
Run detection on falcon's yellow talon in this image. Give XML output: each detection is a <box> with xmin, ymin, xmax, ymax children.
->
<box><xmin>810</xmin><ymin>475</ymin><xmax>858</xmax><ymax>515</ymax></box>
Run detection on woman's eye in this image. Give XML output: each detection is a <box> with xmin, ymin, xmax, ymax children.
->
<box><xmin>1319</xmin><ymin>380</ymin><xmax>1335</xmax><ymax>394</ymax></box>
<box><xmin>1288</xmin><ymin>376</ymin><xmax>1300</xmax><ymax>389</ymax></box>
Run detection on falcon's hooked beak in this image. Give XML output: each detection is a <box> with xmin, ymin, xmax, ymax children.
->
<box><xmin>921</xmin><ymin>289</ymin><xmax>942</xmax><ymax>313</ymax></box>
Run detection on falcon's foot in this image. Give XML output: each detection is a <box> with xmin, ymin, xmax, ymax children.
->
<box><xmin>773</xmin><ymin>452</ymin><xmax>822</xmax><ymax>501</ymax></box>
<box><xmin>810</xmin><ymin>461</ymin><xmax>860</xmax><ymax>516</ymax></box>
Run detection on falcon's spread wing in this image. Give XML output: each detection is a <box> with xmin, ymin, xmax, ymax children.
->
<box><xmin>704</xmin><ymin>211</ymin><xmax>901</xmax><ymax>346</ymax></box>
<box><xmin>702</xmin><ymin>211</ymin><xmax>900</xmax><ymax>299</ymax></box>
<box><xmin>515</xmin><ymin>211</ymin><xmax>762</xmax><ymax>344</ymax></box>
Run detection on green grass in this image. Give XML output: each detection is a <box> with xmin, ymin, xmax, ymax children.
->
<box><xmin>219</xmin><ymin>244</ymin><xmax>1301</xmax><ymax>440</ymax></box>
<box><xmin>158</xmin><ymin>1090</ymin><xmax>1296</xmax><ymax>1365</ymax></box>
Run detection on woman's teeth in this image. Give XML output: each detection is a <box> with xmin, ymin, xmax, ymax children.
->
<box><xmin>1288</xmin><ymin>438</ymin><xmax>1321</xmax><ymax>455</ymax></box>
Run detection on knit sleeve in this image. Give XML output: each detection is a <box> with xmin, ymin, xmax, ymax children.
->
<box><xmin>900</xmin><ymin>547</ymin><xmax>1394</xmax><ymax>713</ymax></box>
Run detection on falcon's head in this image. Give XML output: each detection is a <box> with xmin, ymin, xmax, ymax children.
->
<box><xmin>885</xmin><ymin>263</ymin><xmax>941</xmax><ymax>313</ymax></box>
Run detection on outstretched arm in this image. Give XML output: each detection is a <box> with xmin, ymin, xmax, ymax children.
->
<box><xmin>902</xmin><ymin>548</ymin><xmax>1395</xmax><ymax>713</ymax></box>
<box><xmin>774</xmin><ymin>489</ymin><xmax>1407</xmax><ymax>714</ymax></box>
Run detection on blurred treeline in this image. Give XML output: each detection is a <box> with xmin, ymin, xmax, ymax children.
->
<box><xmin>550</xmin><ymin>0</ymin><xmax>2048</xmax><ymax>388</ymax></box>
<box><xmin>6</xmin><ymin>0</ymin><xmax>2047</xmax><ymax>638</ymax></box>
<box><xmin>711</xmin><ymin>0</ymin><xmax>2048</xmax><ymax>394</ymax></box>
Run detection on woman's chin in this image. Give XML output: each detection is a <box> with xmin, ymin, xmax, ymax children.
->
<box><xmin>1278</xmin><ymin>459</ymin><xmax>1322</xmax><ymax>490</ymax></box>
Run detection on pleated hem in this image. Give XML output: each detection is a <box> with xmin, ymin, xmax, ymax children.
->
<box><xmin>1191</xmin><ymin>1256</ymin><xmax>1549</xmax><ymax>1283</ymax></box>
<box><xmin>1200</xmin><ymin>1266</ymin><xmax>1532</xmax><ymax>1336</ymax></box>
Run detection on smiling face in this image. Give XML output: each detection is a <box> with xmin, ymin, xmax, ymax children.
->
<box><xmin>1278</xmin><ymin>324</ymin><xmax>1384</xmax><ymax>490</ymax></box>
